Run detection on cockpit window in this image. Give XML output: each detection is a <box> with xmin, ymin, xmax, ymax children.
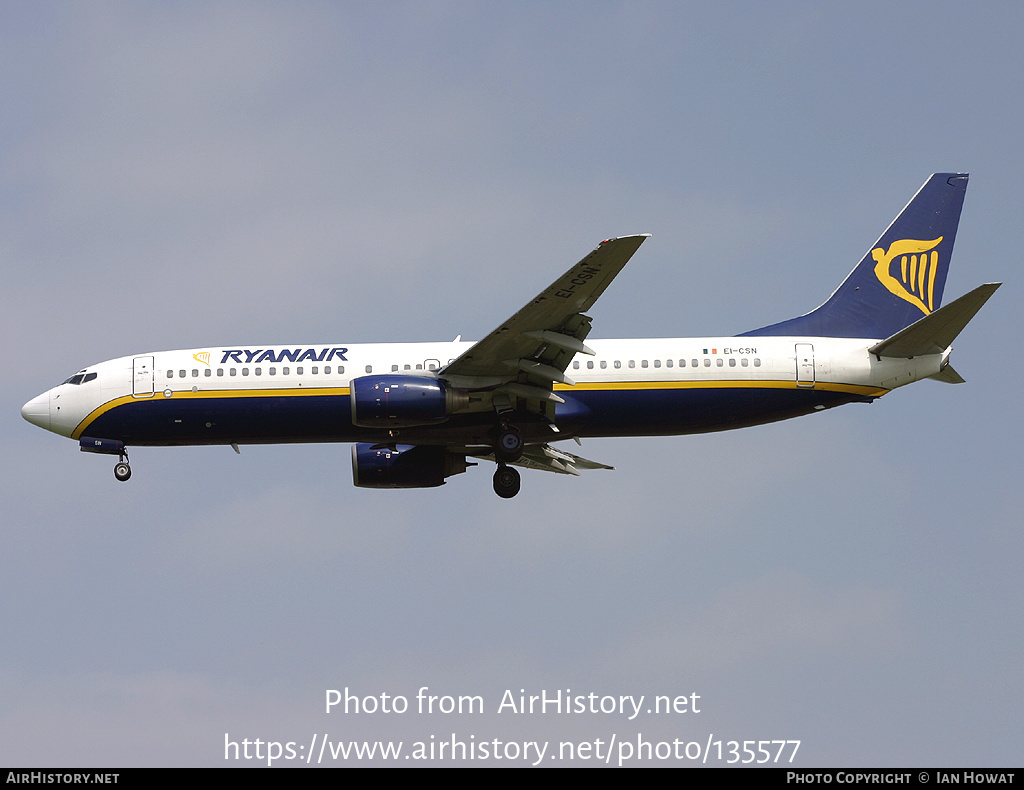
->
<box><xmin>61</xmin><ymin>371</ymin><xmax>97</xmax><ymax>385</ymax></box>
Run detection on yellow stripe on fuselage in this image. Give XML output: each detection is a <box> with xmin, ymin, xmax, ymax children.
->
<box><xmin>72</xmin><ymin>386</ymin><xmax>351</xmax><ymax>440</ymax></box>
<box><xmin>554</xmin><ymin>379</ymin><xmax>889</xmax><ymax>397</ymax></box>
<box><xmin>72</xmin><ymin>379</ymin><xmax>888</xmax><ymax>441</ymax></box>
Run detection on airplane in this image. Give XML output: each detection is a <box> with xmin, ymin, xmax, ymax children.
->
<box><xmin>21</xmin><ymin>173</ymin><xmax>999</xmax><ymax>498</ymax></box>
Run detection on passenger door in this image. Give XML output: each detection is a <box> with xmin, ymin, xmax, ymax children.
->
<box><xmin>795</xmin><ymin>343</ymin><xmax>815</xmax><ymax>388</ymax></box>
<box><xmin>133</xmin><ymin>356</ymin><xmax>154</xmax><ymax>397</ymax></box>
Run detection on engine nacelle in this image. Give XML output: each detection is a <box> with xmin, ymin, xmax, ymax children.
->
<box><xmin>351</xmin><ymin>444</ymin><xmax>469</xmax><ymax>489</ymax></box>
<box><xmin>350</xmin><ymin>375</ymin><xmax>468</xmax><ymax>428</ymax></box>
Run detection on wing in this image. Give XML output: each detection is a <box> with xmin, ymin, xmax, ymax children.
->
<box><xmin>471</xmin><ymin>443</ymin><xmax>615</xmax><ymax>476</ymax></box>
<box><xmin>440</xmin><ymin>234</ymin><xmax>650</xmax><ymax>415</ymax></box>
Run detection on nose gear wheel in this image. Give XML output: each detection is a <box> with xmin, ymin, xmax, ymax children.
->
<box><xmin>113</xmin><ymin>449</ymin><xmax>132</xmax><ymax>482</ymax></box>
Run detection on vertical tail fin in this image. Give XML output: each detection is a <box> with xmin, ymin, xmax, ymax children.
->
<box><xmin>741</xmin><ymin>173</ymin><xmax>969</xmax><ymax>339</ymax></box>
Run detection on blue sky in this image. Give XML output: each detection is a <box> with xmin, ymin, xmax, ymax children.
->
<box><xmin>2</xmin><ymin>2</ymin><xmax>1021</xmax><ymax>766</ymax></box>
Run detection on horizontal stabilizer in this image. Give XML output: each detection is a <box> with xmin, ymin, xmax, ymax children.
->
<box><xmin>928</xmin><ymin>363</ymin><xmax>966</xmax><ymax>384</ymax></box>
<box><xmin>868</xmin><ymin>282</ymin><xmax>1001</xmax><ymax>358</ymax></box>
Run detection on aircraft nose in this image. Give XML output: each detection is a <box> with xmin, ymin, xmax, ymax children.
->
<box><xmin>21</xmin><ymin>392</ymin><xmax>51</xmax><ymax>431</ymax></box>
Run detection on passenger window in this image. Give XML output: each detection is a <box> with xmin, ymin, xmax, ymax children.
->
<box><xmin>217</xmin><ymin>369</ymin><xmax>224</xmax><ymax>377</ymax></box>
<box><xmin>167</xmin><ymin>370</ymin><xmax>173</xmax><ymax>378</ymax></box>
<box><xmin>192</xmin><ymin>369</ymin><xmax>199</xmax><ymax>377</ymax></box>
<box><xmin>230</xmin><ymin>368</ymin><xmax>237</xmax><ymax>376</ymax></box>
<box><xmin>741</xmin><ymin>358</ymin><xmax>749</xmax><ymax>367</ymax></box>
<box><xmin>587</xmin><ymin>361</ymin><xmax>594</xmax><ymax>369</ymax></box>
<box><xmin>641</xmin><ymin>360</ymin><xmax>648</xmax><ymax>368</ymax></box>
<box><xmin>312</xmin><ymin>366</ymin><xmax>318</xmax><ymax>375</ymax></box>
<box><xmin>296</xmin><ymin>367</ymin><xmax>303</xmax><ymax>375</ymax></box>
<box><xmin>754</xmin><ymin>359</ymin><xmax>761</xmax><ymax>367</ymax></box>
<box><xmin>325</xmin><ymin>366</ymin><xmax>331</xmax><ymax>374</ymax></box>
<box><xmin>365</xmin><ymin>365</ymin><xmax>372</xmax><ymax>373</ymax></box>
<box><xmin>716</xmin><ymin>358</ymin><xmax>724</xmax><ymax>367</ymax></box>
<box><xmin>614</xmin><ymin>360</ymin><xmax>621</xmax><ymax>369</ymax></box>
<box><xmin>573</xmin><ymin>361</ymin><xmax>580</xmax><ymax>370</ymax></box>
<box><xmin>242</xmin><ymin>368</ymin><xmax>249</xmax><ymax>376</ymax></box>
<box><xmin>282</xmin><ymin>367</ymin><xmax>289</xmax><ymax>375</ymax></box>
<box><xmin>204</xmin><ymin>368</ymin><xmax>212</xmax><ymax>377</ymax></box>
<box><xmin>392</xmin><ymin>365</ymin><xmax>399</xmax><ymax>372</ymax></box>
<box><xmin>179</xmin><ymin>370</ymin><xmax>186</xmax><ymax>378</ymax></box>
<box><xmin>600</xmin><ymin>360</ymin><xmax>607</xmax><ymax>369</ymax></box>
<box><xmin>269</xmin><ymin>367</ymin><xmax>276</xmax><ymax>375</ymax></box>
<box><xmin>628</xmin><ymin>360</ymin><xmax>635</xmax><ymax>368</ymax></box>
<box><xmin>666</xmin><ymin>359</ymin><xmax>673</xmax><ymax>368</ymax></box>
<box><xmin>703</xmin><ymin>359</ymin><xmax>711</xmax><ymax>367</ymax></box>
<box><xmin>338</xmin><ymin>366</ymin><xmax>344</xmax><ymax>374</ymax></box>
<box><xmin>255</xmin><ymin>368</ymin><xmax>262</xmax><ymax>376</ymax></box>
<box><xmin>654</xmin><ymin>360</ymin><xmax>661</xmax><ymax>368</ymax></box>
<box><xmin>404</xmin><ymin>364</ymin><xmax>411</xmax><ymax>371</ymax></box>
<box><xmin>679</xmin><ymin>359</ymin><xmax>686</xmax><ymax>367</ymax></box>
<box><xmin>691</xmin><ymin>359</ymin><xmax>698</xmax><ymax>367</ymax></box>
<box><xmin>729</xmin><ymin>359</ymin><xmax>736</xmax><ymax>367</ymax></box>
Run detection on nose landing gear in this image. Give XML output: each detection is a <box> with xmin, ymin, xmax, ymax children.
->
<box><xmin>113</xmin><ymin>450</ymin><xmax>131</xmax><ymax>482</ymax></box>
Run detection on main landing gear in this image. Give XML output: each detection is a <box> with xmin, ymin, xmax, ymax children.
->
<box><xmin>491</xmin><ymin>420</ymin><xmax>524</xmax><ymax>498</ymax></box>
<box><xmin>113</xmin><ymin>450</ymin><xmax>132</xmax><ymax>482</ymax></box>
<box><xmin>494</xmin><ymin>423</ymin><xmax>524</xmax><ymax>463</ymax></box>
<box><xmin>492</xmin><ymin>464</ymin><xmax>521</xmax><ymax>499</ymax></box>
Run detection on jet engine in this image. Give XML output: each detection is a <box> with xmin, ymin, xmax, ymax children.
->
<box><xmin>351</xmin><ymin>443</ymin><xmax>469</xmax><ymax>489</ymax></box>
<box><xmin>350</xmin><ymin>375</ymin><xmax>469</xmax><ymax>428</ymax></box>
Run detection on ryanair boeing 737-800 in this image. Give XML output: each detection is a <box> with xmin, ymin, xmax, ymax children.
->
<box><xmin>22</xmin><ymin>174</ymin><xmax>999</xmax><ymax>498</ymax></box>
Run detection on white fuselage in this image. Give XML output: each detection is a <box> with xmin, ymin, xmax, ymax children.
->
<box><xmin>22</xmin><ymin>336</ymin><xmax>944</xmax><ymax>445</ymax></box>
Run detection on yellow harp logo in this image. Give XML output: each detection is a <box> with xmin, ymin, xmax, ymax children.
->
<box><xmin>871</xmin><ymin>237</ymin><xmax>943</xmax><ymax>315</ymax></box>
<box><xmin>193</xmin><ymin>351</ymin><xmax>211</xmax><ymax>366</ymax></box>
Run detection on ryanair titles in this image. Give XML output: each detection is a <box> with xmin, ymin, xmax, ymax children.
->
<box><xmin>219</xmin><ymin>348</ymin><xmax>348</xmax><ymax>365</ymax></box>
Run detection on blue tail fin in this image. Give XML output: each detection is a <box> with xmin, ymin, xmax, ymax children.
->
<box><xmin>741</xmin><ymin>173</ymin><xmax>969</xmax><ymax>339</ymax></box>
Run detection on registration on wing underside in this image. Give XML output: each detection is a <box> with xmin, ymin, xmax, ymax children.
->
<box><xmin>441</xmin><ymin>235</ymin><xmax>650</xmax><ymax>380</ymax></box>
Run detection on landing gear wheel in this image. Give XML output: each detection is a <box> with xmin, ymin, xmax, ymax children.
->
<box><xmin>492</xmin><ymin>464</ymin><xmax>521</xmax><ymax>499</ymax></box>
<box><xmin>494</xmin><ymin>424</ymin><xmax>524</xmax><ymax>462</ymax></box>
<box><xmin>113</xmin><ymin>462</ymin><xmax>132</xmax><ymax>482</ymax></box>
